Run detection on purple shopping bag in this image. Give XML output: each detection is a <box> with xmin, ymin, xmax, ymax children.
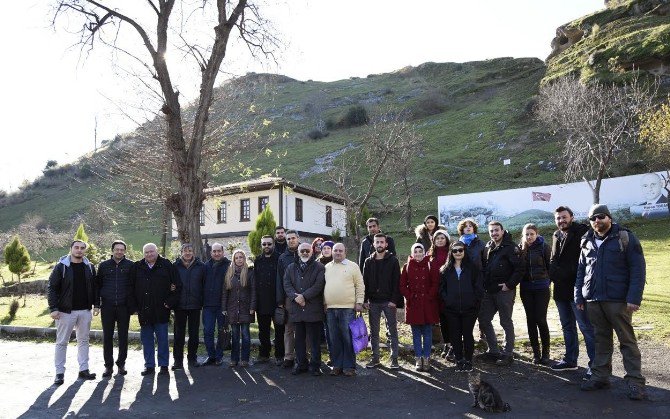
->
<box><xmin>349</xmin><ymin>314</ymin><xmax>369</xmax><ymax>354</ymax></box>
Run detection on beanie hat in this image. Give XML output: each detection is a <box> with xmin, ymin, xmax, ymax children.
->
<box><xmin>588</xmin><ymin>204</ymin><xmax>612</xmax><ymax>219</ymax></box>
<box><xmin>424</xmin><ymin>215</ymin><xmax>439</xmax><ymax>225</ymax></box>
<box><xmin>321</xmin><ymin>240</ymin><xmax>335</xmax><ymax>249</ymax></box>
<box><xmin>410</xmin><ymin>243</ymin><xmax>425</xmax><ymax>253</ymax></box>
<box><xmin>432</xmin><ymin>229</ymin><xmax>451</xmax><ymax>242</ymax></box>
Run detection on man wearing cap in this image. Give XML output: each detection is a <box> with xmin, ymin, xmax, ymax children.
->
<box><xmin>576</xmin><ymin>204</ymin><xmax>647</xmax><ymax>400</ymax></box>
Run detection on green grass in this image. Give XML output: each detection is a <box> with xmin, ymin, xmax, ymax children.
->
<box><xmin>0</xmin><ymin>261</ymin><xmax>53</xmax><ymax>285</ymax></box>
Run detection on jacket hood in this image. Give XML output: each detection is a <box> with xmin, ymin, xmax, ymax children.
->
<box><xmin>406</xmin><ymin>255</ymin><xmax>429</xmax><ymax>266</ymax></box>
<box><xmin>59</xmin><ymin>254</ymin><xmax>93</xmax><ymax>268</ymax></box>
<box><xmin>415</xmin><ymin>224</ymin><xmax>448</xmax><ymax>239</ymax></box>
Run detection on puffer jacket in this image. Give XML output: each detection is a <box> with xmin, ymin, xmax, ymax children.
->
<box><xmin>174</xmin><ymin>257</ymin><xmax>206</xmax><ymax>310</ymax></box>
<box><xmin>550</xmin><ymin>223</ymin><xmax>589</xmax><ymax>301</ymax></box>
<box><xmin>440</xmin><ymin>263</ymin><xmax>484</xmax><ymax>315</ymax></box>
<box><xmin>221</xmin><ymin>269</ymin><xmax>257</xmax><ymax>324</ymax></box>
<box><xmin>415</xmin><ymin>223</ymin><xmax>447</xmax><ymax>253</ymax></box>
<box><xmin>575</xmin><ymin>224</ymin><xmax>646</xmax><ymax>306</ymax></box>
<box><xmin>203</xmin><ymin>257</ymin><xmax>230</xmax><ymax>308</ymax></box>
<box><xmin>283</xmin><ymin>258</ymin><xmax>326</xmax><ymax>323</ymax></box>
<box><xmin>400</xmin><ymin>257</ymin><xmax>439</xmax><ymax>324</ymax></box>
<box><xmin>129</xmin><ymin>256</ymin><xmax>181</xmax><ymax>325</ymax></box>
<box><xmin>482</xmin><ymin>231</ymin><xmax>524</xmax><ymax>293</ymax></box>
<box><xmin>48</xmin><ymin>255</ymin><xmax>98</xmax><ymax>313</ymax></box>
<box><xmin>96</xmin><ymin>257</ymin><xmax>133</xmax><ymax>307</ymax></box>
<box><xmin>522</xmin><ymin>237</ymin><xmax>551</xmax><ymax>282</ymax></box>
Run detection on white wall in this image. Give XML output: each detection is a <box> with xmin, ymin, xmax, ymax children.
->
<box><xmin>283</xmin><ymin>191</ymin><xmax>347</xmax><ymax>237</ymax></box>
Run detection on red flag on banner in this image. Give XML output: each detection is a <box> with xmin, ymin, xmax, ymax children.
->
<box><xmin>532</xmin><ymin>191</ymin><xmax>552</xmax><ymax>201</ymax></box>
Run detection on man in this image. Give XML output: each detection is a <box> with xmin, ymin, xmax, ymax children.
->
<box><xmin>363</xmin><ymin>233</ymin><xmax>402</xmax><ymax>369</ymax></box>
<box><xmin>96</xmin><ymin>240</ymin><xmax>133</xmax><ymax>378</ymax></box>
<box><xmin>478</xmin><ymin>221</ymin><xmax>523</xmax><ymax>366</ymax></box>
<box><xmin>283</xmin><ymin>243</ymin><xmax>326</xmax><ymax>376</ymax></box>
<box><xmin>549</xmin><ymin>206</ymin><xmax>594</xmax><ymax>377</ymax></box>
<box><xmin>200</xmin><ymin>242</ymin><xmax>231</xmax><ymax>366</ymax></box>
<box><xmin>129</xmin><ymin>243</ymin><xmax>181</xmax><ymax>376</ymax></box>
<box><xmin>276</xmin><ymin>229</ymin><xmax>300</xmax><ymax>368</ymax></box>
<box><xmin>324</xmin><ymin>243</ymin><xmax>364</xmax><ymax>377</ymax></box>
<box><xmin>48</xmin><ymin>240</ymin><xmax>99</xmax><ymax>385</ymax></box>
<box><xmin>576</xmin><ymin>204</ymin><xmax>647</xmax><ymax>400</ymax></box>
<box><xmin>274</xmin><ymin>226</ymin><xmax>288</xmax><ymax>256</ymax></box>
<box><xmin>638</xmin><ymin>172</ymin><xmax>668</xmax><ymax>205</ymax></box>
<box><xmin>254</xmin><ymin>235</ymin><xmax>284</xmax><ymax>365</ymax></box>
<box><xmin>358</xmin><ymin>217</ymin><xmax>397</xmax><ymax>272</ymax></box>
<box><xmin>172</xmin><ymin>243</ymin><xmax>206</xmax><ymax>370</ymax></box>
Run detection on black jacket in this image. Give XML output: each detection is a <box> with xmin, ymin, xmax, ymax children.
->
<box><xmin>358</xmin><ymin>233</ymin><xmax>397</xmax><ymax>272</ymax></box>
<box><xmin>129</xmin><ymin>256</ymin><xmax>182</xmax><ymax>325</ymax></box>
<box><xmin>549</xmin><ymin>223</ymin><xmax>589</xmax><ymax>301</ymax></box>
<box><xmin>274</xmin><ymin>240</ymin><xmax>288</xmax><ymax>257</ymax></box>
<box><xmin>276</xmin><ymin>249</ymin><xmax>298</xmax><ymax>305</ymax></box>
<box><xmin>203</xmin><ymin>257</ymin><xmax>231</xmax><ymax>308</ymax></box>
<box><xmin>362</xmin><ymin>252</ymin><xmax>403</xmax><ymax>307</ymax></box>
<box><xmin>96</xmin><ymin>257</ymin><xmax>133</xmax><ymax>307</ymax></box>
<box><xmin>439</xmin><ymin>263</ymin><xmax>484</xmax><ymax>315</ymax></box>
<box><xmin>254</xmin><ymin>252</ymin><xmax>280</xmax><ymax>315</ymax></box>
<box><xmin>283</xmin><ymin>258</ymin><xmax>325</xmax><ymax>323</ymax></box>
<box><xmin>522</xmin><ymin>238</ymin><xmax>551</xmax><ymax>282</ymax></box>
<box><xmin>174</xmin><ymin>257</ymin><xmax>206</xmax><ymax>310</ymax></box>
<box><xmin>48</xmin><ymin>255</ymin><xmax>98</xmax><ymax>313</ymax></box>
<box><xmin>482</xmin><ymin>231</ymin><xmax>524</xmax><ymax>293</ymax></box>
<box><xmin>464</xmin><ymin>236</ymin><xmax>486</xmax><ymax>271</ymax></box>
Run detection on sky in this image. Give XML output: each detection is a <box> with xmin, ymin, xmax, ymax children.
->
<box><xmin>0</xmin><ymin>0</ymin><xmax>604</xmax><ymax>192</ymax></box>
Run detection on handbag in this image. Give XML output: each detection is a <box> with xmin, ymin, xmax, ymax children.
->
<box><xmin>273</xmin><ymin>306</ymin><xmax>288</xmax><ymax>325</ymax></box>
<box><xmin>349</xmin><ymin>313</ymin><xmax>369</xmax><ymax>354</ymax></box>
<box><xmin>217</xmin><ymin>314</ymin><xmax>232</xmax><ymax>351</ymax></box>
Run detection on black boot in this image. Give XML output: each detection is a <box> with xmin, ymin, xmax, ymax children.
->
<box><xmin>532</xmin><ymin>346</ymin><xmax>541</xmax><ymax>365</ymax></box>
<box><xmin>540</xmin><ymin>345</ymin><xmax>551</xmax><ymax>366</ymax></box>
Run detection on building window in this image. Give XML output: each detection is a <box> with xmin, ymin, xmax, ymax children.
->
<box><xmin>217</xmin><ymin>202</ymin><xmax>227</xmax><ymax>224</ymax></box>
<box><xmin>326</xmin><ymin>205</ymin><xmax>332</xmax><ymax>227</ymax></box>
<box><xmin>240</xmin><ymin>198</ymin><xmax>250</xmax><ymax>221</ymax></box>
<box><xmin>199</xmin><ymin>205</ymin><xmax>206</xmax><ymax>226</ymax></box>
<box><xmin>258</xmin><ymin>196</ymin><xmax>269</xmax><ymax>214</ymax></box>
<box><xmin>295</xmin><ymin>198</ymin><xmax>303</xmax><ymax>222</ymax></box>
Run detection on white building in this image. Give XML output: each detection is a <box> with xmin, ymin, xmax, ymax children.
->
<box><xmin>172</xmin><ymin>177</ymin><xmax>347</xmax><ymax>252</ymax></box>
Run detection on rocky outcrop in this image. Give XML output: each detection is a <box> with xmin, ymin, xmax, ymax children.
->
<box><xmin>547</xmin><ymin>26</ymin><xmax>585</xmax><ymax>60</ymax></box>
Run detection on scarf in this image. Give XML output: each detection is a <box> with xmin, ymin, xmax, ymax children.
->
<box><xmin>460</xmin><ymin>233</ymin><xmax>477</xmax><ymax>246</ymax></box>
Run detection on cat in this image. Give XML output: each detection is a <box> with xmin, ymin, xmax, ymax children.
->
<box><xmin>467</xmin><ymin>371</ymin><xmax>511</xmax><ymax>413</ymax></box>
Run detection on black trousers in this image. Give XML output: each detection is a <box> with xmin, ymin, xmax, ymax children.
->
<box><xmin>439</xmin><ymin>312</ymin><xmax>450</xmax><ymax>345</ymax></box>
<box><xmin>257</xmin><ymin>313</ymin><xmax>285</xmax><ymax>360</ymax></box>
<box><xmin>101</xmin><ymin>305</ymin><xmax>130</xmax><ymax>368</ymax></box>
<box><xmin>294</xmin><ymin>321</ymin><xmax>322</xmax><ymax>371</ymax></box>
<box><xmin>520</xmin><ymin>288</ymin><xmax>551</xmax><ymax>351</ymax></box>
<box><xmin>173</xmin><ymin>309</ymin><xmax>201</xmax><ymax>362</ymax></box>
<box><xmin>447</xmin><ymin>312</ymin><xmax>478</xmax><ymax>362</ymax></box>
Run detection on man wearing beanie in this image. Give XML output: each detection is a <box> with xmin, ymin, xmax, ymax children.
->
<box><xmin>575</xmin><ymin>204</ymin><xmax>647</xmax><ymax>400</ymax></box>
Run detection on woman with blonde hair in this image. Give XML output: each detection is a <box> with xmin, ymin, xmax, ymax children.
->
<box><xmin>221</xmin><ymin>249</ymin><xmax>256</xmax><ymax>367</ymax></box>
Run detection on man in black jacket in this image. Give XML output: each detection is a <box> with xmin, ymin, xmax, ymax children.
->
<box><xmin>274</xmin><ymin>226</ymin><xmax>288</xmax><ymax>256</ymax></box>
<box><xmin>129</xmin><ymin>243</ymin><xmax>181</xmax><ymax>376</ymax></box>
<box><xmin>478</xmin><ymin>221</ymin><xmax>523</xmax><ymax>366</ymax></box>
<box><xmin>358</xmin><ymin>217</ymin><xmax>397</xmax><ymax>272</ymax></box>
<box><xmin>48</xmin><ymin>240</ymin><xmax>99</xmax><ymax>385</ymax></box>
<box><xmin>254</xmin><ymin>235</ymin><xmax>284</xmax><ymax>365</ymax></box>
<box><xmin>172</xmin><ymin>243</ymin><xmax>206</xmax><ymax>370</ymax></box>
<box><xmin>200</xmin><ymin>242</ymin><xmax>230</xmax><ymax>366</ymax></box>
<box><xmin>549</xmin><ymin>206</ymin><xmax>594</xmax><ymax>375</ymax></box>
<box><xmin>276</xmin><ymin>229</ymin><xmax>300</xmax><ymax>368</ymax></box>
<box><xmin>363</xmin><ymin>233</ymin><xmax>402</xmax><ymax>369</ymax></box>
<box><xmin>96</xmin><ymin>240</ymin><xmax>133</xmax><ymax>378</ymax></box>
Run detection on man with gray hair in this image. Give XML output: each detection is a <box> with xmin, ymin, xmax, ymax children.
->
<box><xmin>129</xmin><ymin>243</ymin><xmax>181</xmax><ymax>376</ymax></box>
<box><xmin>276</xmin><ymin>229</ymin><xmax>300</xmax><ymax>368</ymax></box>
<box><xmin>48</xmin><ymin>240</ymin><xmax>99</xmax><ymax>385</ymax></box>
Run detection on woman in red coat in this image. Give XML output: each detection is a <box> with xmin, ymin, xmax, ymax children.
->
<box><xmin>400</xmin><ymin>243</ymin><xmax>440</xmax><ymax>372</ymax></box>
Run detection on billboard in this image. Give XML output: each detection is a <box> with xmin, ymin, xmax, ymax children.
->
<box><xmin>438</xmin><ymin>171</ymin><xmax>669</xmax><ymax>233</ymax></box>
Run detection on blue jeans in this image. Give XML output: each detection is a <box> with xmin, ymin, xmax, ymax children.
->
<box><xmin>326</xmin><ymin>309</ymin><xmax>356</xmax><ymax>370</ymax></box>
<box><xmin>202</xmin><ymin>307</ymin><xmax>225</xmax><ymax>361</ymax></box>
<box><xmin>410</xmin><ymin>324</ymin><xmax>433</xmax><ymax>358</ymax></box>
<box><xmin>140</xmin><ymin>322</ymin><xmax>169</xmax><ymax>368</ymax></box>
<box><xmin>230</xmin><ymin>323</ymin><xmax>251</xmax><ymax>363</ymax></box>
<box><xmin>555</xmin><ymin>299</ymin><xmax>595</xmax><ymax>366</ymax></box>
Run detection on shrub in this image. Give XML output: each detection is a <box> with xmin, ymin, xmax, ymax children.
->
<box><xmin>8</xmin><ymin>299</ymin><xmax>20</xmax><ymax>320</ymax></box>
<box><xmin>411</xmin><ymin>90</ymin><xmax>450</xmax><ymax>118</ymax></box>
<box><xmin>247</xmin><ymin>206</ymin><xmax>277</xmax><ymax>256</ymax></box>
<box><xmin>4</xmin><ymin>236</ymin><xmax>31</xmax><ymax>279</ymax></box>
<box><xmin>338</xmin><ymin>105</ymin><xmax>369</xmax><ymax>128</ymax></box>
<box><xmin>307</xmin><ymin>129</ymin><xmax>328</xmax><ymax>140</ymax></box>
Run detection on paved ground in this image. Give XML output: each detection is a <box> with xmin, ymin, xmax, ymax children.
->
<box><xmin>1</xmin><ymin>337</ymin><xmax>668</xmax><ymax>418</ymax></box>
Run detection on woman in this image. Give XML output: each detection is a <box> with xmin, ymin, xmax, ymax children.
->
<box><xmin>400</xmin><ymin>243</ymin><xmax>440</xmax><ymax>372</ymax></box>
<box><xmin>428</xmin><ymin>229</ymin><xmax>451</xmax><ymax>359</ymax></box>
<box><xmin>221</xmin><ymin>249</ymin><xmax>256</xmax><ymax>367</ymax></box>
<box><xmin>519</xmin><ymin>223</ymin><xmax>552</xmax><ymax>365</ymax></box>
<box><xmin>317</xmin><ymin>240</ymin><xmax>334</xmax><ymax>265</ymax></box>
<box><xmin>439</xmin><ymin>241</ymin><xmax>484</xmax><ymax>372</ymax></box>
<box><xmin>457</xmin><ymin>218</ymin><xmax>485</xmax><ymax>270</ymax></box>
<box><xmin>312</xmin><ymin>237</ymin><xmax>325</xmax><ymax>258</ymax></box>
<box><xmin>415</xmin><ymin>215</ymin><xmax>446</xmax><ymax>252</ymax></box>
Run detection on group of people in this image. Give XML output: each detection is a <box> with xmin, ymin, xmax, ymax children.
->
<box><xmin>46</xmin><ymin>204</ymin><xmax>647</xmax><ymax>400</ymax></box>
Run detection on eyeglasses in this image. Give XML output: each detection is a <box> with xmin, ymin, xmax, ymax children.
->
<box><xmin>589</xmin><ymin>214</ymin><xmax>607</xmax><ymax>221</ymax></box>
<box><xmin>261</xmin><ymin>243</ymin><xmax>273</xmax><ymax>247</ymax></box>
<box><xmin>299</xmin><ymin>249</ymin><xmax>311</xmax><ymax>254</ymax></box>
<box><xmin>451</xmin><ymin>248</ymin><xmax>465</xmax><ymax>254</ymax></box>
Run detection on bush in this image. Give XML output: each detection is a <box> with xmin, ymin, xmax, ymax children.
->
<box><xmin>8</xmin><ymin>299</ymin><xmax>19</xmax><ymax>320</ymax></box>
<box><xmin>411</xmin><ymin>90</ymin><xmax>450</xmax><ymax>118</ymax></box>
<box><xmin>307</xmin><ymin>129</ymin><xmax>328</xmax><ymax>140</ymax></box>
<box><xmin>338</xmin><ymin>105</ymin><xmax>369</xmax><ymax>129</ymax></box>
<box><xmin>247</xmin><ymin>207</ymin><xmax>277</xmax><ymax>256</ymax></box>
<box><xmin>4</xmin><ymin>236</ymin><xmax>31</xmax><ymax>279</ymax></box>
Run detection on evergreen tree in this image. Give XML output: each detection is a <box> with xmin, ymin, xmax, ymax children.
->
<box><xmin>247</xmin><ymin>207</ymin><xmax>277</xmax><ymax>256</ymax></box>
<box><xmin>4</xmin><ymin>236</ymin><xmax>31</xmax><ymax>280</ymax></box>
<box><xmin>72</xmin><ymin>223</ymin><xmax>101</xmax><ymax>264</ymax></box>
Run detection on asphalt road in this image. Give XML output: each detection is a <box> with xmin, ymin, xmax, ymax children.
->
<box><xmin>1</xmin><ymin>338</ymin><xmax>668</xmax><ymax>418</ymax></box>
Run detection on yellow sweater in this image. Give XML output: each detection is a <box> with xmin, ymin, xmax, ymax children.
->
<box><xmin>324</xmin><ymin>259</ymin><xmax>365</xmax><ymax>308</ymax></box>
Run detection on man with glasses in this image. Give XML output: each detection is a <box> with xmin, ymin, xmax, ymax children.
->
<box><xmin>276</xmin><ymin>229</ymin><xmax>301</xmax><ymax>368</ymax></box>
<box><xmin>576</xmin><ymin>204</ymin><xmax>647</xmax><ymax>400</ymax></box>
<box><xmin>254</xmin><ymin>235</ymin><xmax>284</xmax><ymax>365</ymax></box>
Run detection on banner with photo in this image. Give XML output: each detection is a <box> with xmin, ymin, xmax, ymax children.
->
<box><xmin>437</xmin><ymin>171</ymin><xmax>669</xmax><ymax>233</ymax></box>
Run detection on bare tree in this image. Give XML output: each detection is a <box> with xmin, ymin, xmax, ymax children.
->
<box><xmin>537</xmin><ymin>75</ymin><xmax>656</xmax><ymax>203</ymax></box>
<box><xmin>53</xmin><ymin>0</ymin><xmax>279</xmax><ymax>258</ymax></box>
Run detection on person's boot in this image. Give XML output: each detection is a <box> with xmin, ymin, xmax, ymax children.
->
<box><xmin>423</xmin><ymin>356</ymin><xmax>432</xmax><ymax>372</ymax></box>
<box><xmin>415</xmin><ymin>357</ymin><xmax>423</xmax><ymax>372</ymax></box>
<box><xmin>102</xmin><ymin>367</ymin><xmax>114</xmax><ymax>378</ymax></box>
<box><xmin>540</xmin><ymin>345</ymin><xmax>551</xmax><ymax>366</ymax></box>
<box><xmin>532</xmin><ymin>345</ymin><xmax>542</xmax><ymax>365</ymax></box>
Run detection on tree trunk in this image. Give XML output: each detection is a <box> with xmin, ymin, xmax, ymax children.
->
<box><xmin>160</xmin><ymin>202</ymin><xmax>170</xmax><ymax>257</ymax></box>
<box><xmin>402</xmin><ymin>177</ymin><xmax>412</xmax><ymax>231</ymax></box>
